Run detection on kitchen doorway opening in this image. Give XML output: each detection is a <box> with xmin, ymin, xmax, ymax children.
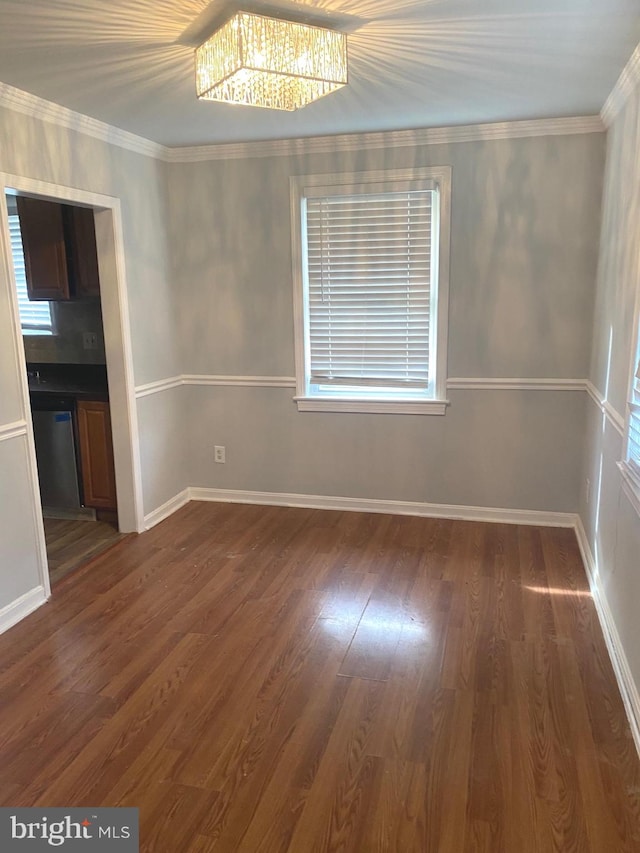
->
<box><xmin>0</xmin><ymin>175</ymin><xmax>144</xmax><ymax>597</ymax></box>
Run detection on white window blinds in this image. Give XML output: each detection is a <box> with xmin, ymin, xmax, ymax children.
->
<box><xmin>628</xmin><ymin>359</ymin><xmax>640</xmax><ymax>471</ymax></box>
<box><xmin>304</xmin><ymin>188</ymin><xmax>435</xmax><ymax>391</ymax></box>
<box><xmin>8</xmin><ymin>213</ymin><xmax>53</xmax><ymax>334</ymax></box>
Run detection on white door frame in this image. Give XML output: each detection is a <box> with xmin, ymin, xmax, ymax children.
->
<box><xmin>0</xmin><ymin>174</ymin><xmax>144</xmax><ymax>595</ymax></box>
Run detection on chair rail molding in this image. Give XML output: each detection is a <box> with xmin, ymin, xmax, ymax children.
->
<box><xmin>135</xmin><ymin>375</ymin><xmax>600</xmax><ymax>398</ymax></box>
<box><xmin>585</xmin><ymin>381</ymin><xmax>625</xmax><ymax>436</ymax></box>
<box><xmin>0</xmin><ymin>419</ymin><xmax>28</xmax><ymax>442</ymax></box>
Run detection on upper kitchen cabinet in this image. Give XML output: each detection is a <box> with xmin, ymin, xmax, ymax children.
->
<box><xmin>16</xmin><ymin>197</ymin><xmax>100</xmax><ymax>301</ymax></box>
<box><xmin>64</xmin><ymin>205</ymin><xmax>101</xmax><ymax>298</ymax></box>
<box><xmin>16</xmin><ymin>196</ymin><xmax>69</xmax><ymax>300</ymax></box>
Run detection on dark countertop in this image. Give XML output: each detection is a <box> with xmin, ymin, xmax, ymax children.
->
<box><xmin>27</xmin><ymin>363</ymin><xmax>109</xmax><ymax>403</ymax></box>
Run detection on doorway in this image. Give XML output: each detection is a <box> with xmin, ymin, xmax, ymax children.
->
<box><xmin>0</xmin><ymin>175</ymin><xmax>143</xmax><ymax>596</ymax></box>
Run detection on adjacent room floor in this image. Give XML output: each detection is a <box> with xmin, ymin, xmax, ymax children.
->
<box><xmin>43</xmin><ymin>517</ymin><xmax>125</xmax><ymax>586</ymax></box>
<box><xmin>1</xmin><ymin>502</ymin><xmax>639</xmax><ymax>851</ymax></box>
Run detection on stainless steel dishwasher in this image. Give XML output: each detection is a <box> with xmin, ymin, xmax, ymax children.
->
<box><xmin>31</xmin><ymin>397</ymin><xmax>82</xmax><ymax>509</ymax></box>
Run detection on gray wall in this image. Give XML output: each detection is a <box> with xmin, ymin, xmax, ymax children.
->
<box><xmin>0</xmin><ymin>105</ymin><xmax>186</xmax><ymax>616</ymax></box>
<box><xmin>0</xmin><ymin>98</ymin><xmax>611</xmax><ymax>632</ymax></box>
<box><xmin>168</xmin><ymin>134</ymin><xmax>604</xmax><ymax>510</ymax></box>
<box><xmin>581</xmin><ymin>82</ymin><xmax>640</xmax><ymax>693</ymax></box>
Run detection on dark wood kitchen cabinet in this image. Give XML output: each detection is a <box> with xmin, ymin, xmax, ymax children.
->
<box><xmin>16</xmin><ymin>197</ymin><xmax>100</xmax><ymax>300</ymax></box>
<box><xmin>64</xmin><ymin>205</ymin><xmax>101</xmax><ymax>297</ymax></box>
<box><xmin>77</xmin><ymin>400</ymin><xmax>117</xmax><ymax>510</ymax></box>
<box><xmin>16</xmin><ymin>196</ymin><xmax>70</xmax><ymax>300</ymax></box>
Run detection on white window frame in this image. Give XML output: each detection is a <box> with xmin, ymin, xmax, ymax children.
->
<box><xmin>290</xmin><ymin>166</ymin><xmax>451</xmax><ymax>415</ymax></box>
<box><xmin>620</xmin><ymin>304</ymin><xmax>640</xmax><ymax>516</ymax></box>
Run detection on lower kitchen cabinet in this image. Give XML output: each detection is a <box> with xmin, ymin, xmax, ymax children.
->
<box><xmin>77</xmin><ymin>400</ymin><xmax>117</xmax><ymax>510</ymax></box>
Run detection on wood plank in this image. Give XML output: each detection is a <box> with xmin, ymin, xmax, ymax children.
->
<box><xmin>44</xmin><ymin>517</ymin><xmax>124</xmax><ymax>586</ymax></box>
<box><xmin>0</xmin><ymin>502</ymin><xmax>637</xmax><ymax>852</ymax></box>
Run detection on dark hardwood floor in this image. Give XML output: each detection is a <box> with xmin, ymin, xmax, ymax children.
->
<box><xmin>43</xmin><ymin>517</ymin><xmax>125</xmax><ymax>585</ymax></box>
<box><xmin>1</xmin><ymin>502</ymin><xmax>639</xmax><ymax>851</ymax></box>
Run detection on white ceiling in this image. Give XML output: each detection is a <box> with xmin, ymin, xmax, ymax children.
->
<box><xmin>0</xmin><ymin>0</ymin><xmax>638</xmax><ymax>148</ymax></box>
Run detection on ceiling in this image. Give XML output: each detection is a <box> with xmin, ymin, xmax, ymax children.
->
<box><xmin>0</xmin><ymin>0</ymin><xmax>638</xmax><ymax>148</ymax></box>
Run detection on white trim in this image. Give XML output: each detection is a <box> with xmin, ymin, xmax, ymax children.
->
<box><xmin>188</xmin><ymin>486</ymin><xmax>576</xmax><ymax>527</ymax></box>
<box><xmin>294</xmin><ymin>397</ymin><xmax>449</xmax><ymax>415</ymax></box>
<box><xmin>601</xmin><ymin>44</ymin><xmax>640</xmax><ymax>128</ymax></box>
<box><xmin>447</xmin><ymin>378</ymin><xmax>585</xmax><ymax>391</ymax></box>
<box><xmin>604</xmin><ymin>400</ymin><xmax>627</xmax><ymax>436</ymax></box>
<box><xmin>131</xmin><ymin>374</ymin><xmax>614</xmax><ymax>401</ymax></box>
<box><xmin>585</xmin><ymin>380</ymin><xmax>625</xmax><ymax>436</ymax></box>
<box><xmin>290</xmin><ymin>166</ymin><xmax>451</xmax><ymax>413</ymax></box>
<box><xmin>0</xmin><ymin>192</ymin><xmax>51</xmax><ymax>598</ymax></box>
<box><xmin>0</xmin><ymin>419</ymin><xmax>28</xmax><ymax>442</ymax></box>
<box><xmin>585</xmin><ymin>379</ymin><xmax>603</xmax><ymax>408</ymax></box>
<box><xmin>0</xmin><ymin>82</ymin><xmax>603</xmax><ymax>163</ymax></box>
<box><xmin>134</xmin><ymin>375</ymin><xmax>297</xmax><ymax>397</ymax></box>
<box><xmin>166</xmin><ymin>116</ymin><xmax>604</xmax><ymax>162</ymax></box>
<box><xmin>182</xmin><ymin>374</ymin><xmax>296</xmax><ymax>389</ymax></box>
<box><xmin>141</xmin><ymin>483</ymin><xmax>640</xmax><ymax>760</ymax></box>
<box><xmin>144</xmin><ymin>488</ymin><xmax>191</xmax><ymax>530</ymax></box>
<box><xmin>0</xmin><ymin>585</ymin><xmax>47</xmax><ymax>636</ymax></box>
<box><xmin>620</xmin><ymin>205</ymin><xmax>640</xmax><ymax>494</ymax></box>
<box><xmin>0</xmin><ymin>82</ymin><xmax>165</xmax><ymax>160</ymax></box>
<box><xmin>94</xmin><ymin>198</ymin><xmax>144</xmax><ymax>533</ymax></box>
<box><xmin>574</xmin><ymin>516</ymin><xmax>640</xmax><ymax>758</ymax></box>
<box><xmin>0</xmin><ymin>174</ymin><xmax>144</xmax><ymax>535</ymax></box>
<box><xmin>135</xmin><ymin>376</ymin><xmax>183</xmax><ymax>398</ymax></box>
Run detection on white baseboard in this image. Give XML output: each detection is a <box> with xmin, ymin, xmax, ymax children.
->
<box><xmin>188</xmin><ymin>486</ymin><xmax>577</xmax><ymax>528</ymax></box>
<box><xmin>146</xmin><ymin>488</ymin><xmax>640</xmax><ymax>760</ymax></box>
<box><xmin>574</xmin><ymin>516</ymin><xmax>640</xmax><ymax>758</ymax></box>
<box><xmin>144</xmin><ymin>488</ymin><xmax>190</xmax><ymax>529</ymax></box>
<box><xmin>0</xmin><ymin>585</ymin><xmax>48</xmax><ymax>636</ymax></box>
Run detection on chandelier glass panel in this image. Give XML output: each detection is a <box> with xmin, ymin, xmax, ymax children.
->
<box><xmin>195</xmin><ymin>12</ymin><xmax>348</xmax><ymax>111</ymax></box>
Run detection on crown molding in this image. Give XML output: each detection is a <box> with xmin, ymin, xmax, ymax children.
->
<box><xmin>0</xmin><ymin>80</ymin><xmax>604</xmax><ymax>163</ymax></box>
<box><xmin>0</xmin><ymin>81</ymin><xmax>608</xmax><ymax>164</ymax></box>
<box><xmin>601</xmin><ymin>43</ymin><xmax>640</xmax><ymax>128</ymax></box>
<box><xmin>164</xmin><ymin>116</ymin><xmax>604</xmax><ymax>163</ymax></box>
<box><xmin>0</xmin><ymin>82</ymin><xmax>166</xmax><ymax>160</ymax></box>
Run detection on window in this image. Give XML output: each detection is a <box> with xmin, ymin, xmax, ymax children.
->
<box><xmin>290</xmin><ymin>167</ymin><xmax>451</xmax><ymax>413</ymax></box>
<box><xmin>620</xmin><ymin>314</ymin><xmax>640</xmax><ymax>515</ymax></box>
<box><xmin>8</xmin><ymin>213</ymin><xmax>54</xmax><ymax>335</ymax></box>
<box><xmin>625</xmin><ymin>346</ymin><xmax>640</xmax><ymax>481</ymax></box>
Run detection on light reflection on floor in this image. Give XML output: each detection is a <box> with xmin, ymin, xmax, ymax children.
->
<box><xmin>319</xmin><ymin>595</ymin><xmax>429</xmax><ymax>639</ymax></box>
<box><xmin>524</xmin><ymin>584</ymin><xmax>592</xmax><ymax>598</ymax></box>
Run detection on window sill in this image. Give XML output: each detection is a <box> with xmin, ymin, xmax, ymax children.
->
<box><xmin>294</xmin><ymin>396</ymin><xmax>449</xmax><ymax>415</ymax></box>
<box><xmin>617</xmin><ymin>461</ymin><xmax>640</xmax><ymax>519</ymax></box>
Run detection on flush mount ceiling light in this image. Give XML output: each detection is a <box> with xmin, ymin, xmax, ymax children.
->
<box><xmin>195</xmin><ymin>11</ymin><xmax>348</xmax><ymax>111</ymax></box>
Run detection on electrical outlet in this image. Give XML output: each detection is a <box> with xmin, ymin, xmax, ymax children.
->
<box><xmin>82</xmin><ymin>331</ymin><xmax>98</xmax><ymax>350</ymax></box>
<box><xmin>214</xmin><ymin>445</ymin><xmax>226</xmax><ymax>464</ymax></box>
